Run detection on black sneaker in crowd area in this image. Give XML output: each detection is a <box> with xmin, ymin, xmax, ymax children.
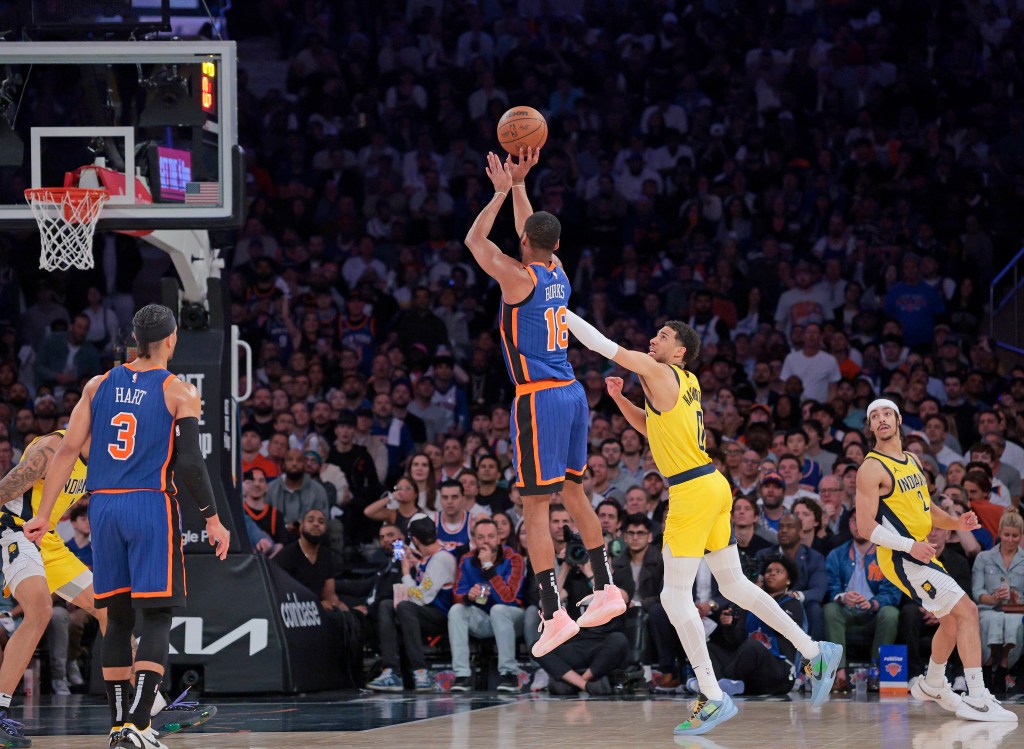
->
<box><xmin>450</xmin><ymin>676</ymin><xmax>472</xmax><ymax>693</ymax></box>
<box><xmin>497</xmin><ymin>673</ymin><xmax>521</xmax><ymax>693</ymax></box>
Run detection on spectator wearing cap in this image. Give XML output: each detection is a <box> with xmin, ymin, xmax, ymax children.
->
<box><xmin>756</xmin><ymin>514</ymin><xmax>828</xmax><ymax>639</ymax></box>
<box><xmin>757</xmin><ymin>471</ymin><xmax>786</xmax><ymax>540</ymax></box>
<box><xmin>367</xmin><ymin>516</ymin><xmax>457</xmax><ymax>692</ymax></box>
<box><xmin>328</xmin><ymin>411</ymin><xmax>383</xmax><ymax>547</ymax></box>
<box><xmin>430</xmin><ymin>355</ymin><xmax>469</xmax><ymax>436</ymax></box>
<box><xmin>34</xmin><ymin>314</ymin><xmax>100</xmax><ymax>393</ymax></box>
<box><xmin>306</xmin><ymin>446</ymin><xmax>350</xmax><ymax>509</ymax></box>
<box><xmin>780</xmin><ymin>323</ymin><xmax>840</xmax><ymax>404</ymax></box>
<box><xmin>884</xmin><ymin>253</ymin><xmax>945</xmax><ymax>351</ymax></box>
<box><xmin>267</xmin><ymin>449</ymin><xmax>330</xmax><ymax>538</ymax></box>
<box><xmin>241</xmin><ymin>424</ymin><xmax>281</xmax><ymax>478</ymax></box>
<box><xmin>448</xmin><ymin>518</ymin><xmax>527</xmax><ymax>692</ymax></box>
<box><xmin>642</xmin><ymin>469</ymin><xmax>667</xmax><ymax>505</ymax></box>
<box><xmin>614</xmin><ymin>150</ymin><xmax>662</xmax><ymax>204</ymax></box>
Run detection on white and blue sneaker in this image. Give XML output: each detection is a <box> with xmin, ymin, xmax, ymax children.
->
<box><xmin>806</xmin><ymin>641</ymin><xmax>843</xmax><ymax>708</ymax></box>
<box><xmin>673</xmin><ymin>693</ymin><xmax>738</xmax><ymax>736</ymax></box>
<box><xmin>717</xmin><ymin>679</ymin><xmax>745</xmax><ymax>696</ymax></box>
<box><xmin>367</xmin><ymin>668</ymin><xmax>404</xmax><ymax>692</ymax></box>
<box><xmin>0</xmin><ymin>713</ymin><xmax>30</xmax><ymax>748</ymax></box>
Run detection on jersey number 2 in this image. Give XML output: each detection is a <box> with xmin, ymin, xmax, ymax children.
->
<box><xmin>696</xmin><ymin>410</ymin><xmax>706</xmax><ymax>451</ymax></box>
<box><xmin>544</xmin><ymin>306</ymin><xmax>569</xmax><ymax>351</ymax></box>
<box><xmin>108</xmin><ymin>412</ymin><xmax>138</xmax><ymax>461</ymax></box>
<box><xmin>916</xmin><ymin>489</ymin><xmax>929</xmax><ymax>512</ymax></box>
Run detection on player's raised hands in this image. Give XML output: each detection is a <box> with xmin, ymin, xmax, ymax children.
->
<box><xmin>958</xmin><ymin>510</ymin><xmax>981</xmax><ymax>532</ymax></box>
<box><xmin>909</xmin><ymin>540</ymin><xmax>937</xmax><ymax>564</ymax></box>
<box><xmin>605</xmin><ymin>377</ymin><xmax>624</xmax><ymax>397</ymax></box>
<box><xmin>505</xmin><ymin>146</ymin><xmax>540</xmax><ymax>184</ymax></box>
<box><xmin>485</xmin><ymin>151</ymin><xmax>513</xmax><ymax>194</ymax></box>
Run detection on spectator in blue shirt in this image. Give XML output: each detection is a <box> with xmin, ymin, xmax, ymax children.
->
<box><xmin>884</xmin><ymin>254</ymin><xmax>945</xmax><ymax>350</ymax></box>
<box><xmin>823</xmin><ymin>515</ymin><xmax>902</xmax><ymax>691</ymax></box>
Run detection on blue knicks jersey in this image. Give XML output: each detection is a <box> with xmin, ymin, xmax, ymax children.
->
<box><xmin>436</xmin><ymin>512</ymin><xmax>471</xmax><ymax>552</ymax></box>
<box><xmin>86</xmin><ymin>365</ymin><xmax>178</xmax><ymax>493</ymax></box>
<box><xmin>499</xmin><ymin>262</ymin><xmax>575</xmax><ymax>385</ymax></box>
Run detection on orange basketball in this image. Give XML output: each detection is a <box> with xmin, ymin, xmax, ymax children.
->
<box><xmin>497</xmin><ymin>106</ymin><xmax>548</xmax><ymax>155</ymax></box>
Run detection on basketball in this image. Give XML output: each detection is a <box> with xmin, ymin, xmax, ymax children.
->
<box><xmin>497</xmin><ymin>106</ymin><xmax>548</xmax><ymax>155</ymax></box>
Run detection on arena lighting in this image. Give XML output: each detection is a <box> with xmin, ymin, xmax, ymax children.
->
<box><xmin>138</xmin><ymin>65</ymin><xmax>206</xmax><ymax>127</ymax></box>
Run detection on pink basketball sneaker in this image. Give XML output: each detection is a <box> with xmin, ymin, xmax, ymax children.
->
<box><xmin>576</xmin><ymin>584</ymin><xmax>627</xmax><ymax>628</ymax></box>
<box><xmin>531</xmin><ymin>609</ymin><xmax>580</xmax><ymax>658</ymax></box>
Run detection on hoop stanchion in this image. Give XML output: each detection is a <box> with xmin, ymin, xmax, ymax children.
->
<box><xmin>24</xmin><ymin>187</ymin><xmax>110</xmax><ymax>271</ymax></box>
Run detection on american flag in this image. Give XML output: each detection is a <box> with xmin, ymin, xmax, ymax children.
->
<box><xmin>184</xmin><ymin>182</ymin><xmax>220</xmax><ymax>205</ymax></box>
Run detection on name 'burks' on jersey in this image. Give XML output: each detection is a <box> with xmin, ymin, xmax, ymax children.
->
<box><xmin>499</xmin><ymin>262</ymin><xmax>575</xmax><ymax>387</ymax></box>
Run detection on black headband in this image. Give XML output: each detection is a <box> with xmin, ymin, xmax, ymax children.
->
<box><xmin>134</xmin><ymin>316</ymin><xmax>177</xmax><ymax>345</ymax></box>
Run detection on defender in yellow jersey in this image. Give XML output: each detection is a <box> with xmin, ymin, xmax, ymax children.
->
<box><xmin>857</xmin><ymin>398</ymin><xmax>1016</xmax><ymax>722</ymax></box>
<box><xmin>566</xmin><ymin>315</ymin><xmax>843</xmax><ymax>736</ymax></box>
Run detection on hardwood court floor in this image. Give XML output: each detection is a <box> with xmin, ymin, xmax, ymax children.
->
<box><xmin>19</xmin><ymin>692</ymin><xmax>1024</xmax><ymax>748</ymax></box>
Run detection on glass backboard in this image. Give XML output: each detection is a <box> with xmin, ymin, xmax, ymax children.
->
<box><xmin>0</xmin><ymin>41</ymin><xmax>241</xmax><ymax>230</ymax></box>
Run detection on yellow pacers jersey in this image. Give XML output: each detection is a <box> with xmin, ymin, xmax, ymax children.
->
<box><xmin>645</xmin><ymin>365</ymin><xmax>710</xmax><ymax>476</ymax></box>
<box><xmin>867</xmin><ymin>450</ymin><xmax>933</xmax><ymax>542</ymax></box>
<box><xmin>1</xmin><ymin>431</ymin><xmax>87</xmax><ymax>533</ymax></box>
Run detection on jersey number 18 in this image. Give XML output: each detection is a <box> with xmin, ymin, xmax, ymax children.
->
<box><xmin>544</xmin><ymin>306</ymin><xmax>569</xmax><ymax>352</ymax></box>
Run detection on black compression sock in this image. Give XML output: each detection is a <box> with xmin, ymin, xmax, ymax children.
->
<box><xmin>127</xmin><ymin>671</ymin><xmax>162</xmax><ymax>730</ymax></box>
<box><xmin>537</xmin><ymin>568</ymin><xmax>561</xmax><ymax>621</ymax></box>
<box><xmin>105</xmin><ymin>680</ymin><xmax>132</xmax><ymax>728</ymax></box>
<box><xmin>587</xmin><ymin>544</ymin><xmax>612</xmax><ymax>589</ymax></box>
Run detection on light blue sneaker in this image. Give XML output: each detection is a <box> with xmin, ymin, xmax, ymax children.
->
<box><xmin>673</xmin><ymin>693</ymin><xmax>738</xmax><ymax>736</ymax></box>
<box><xmin>367</xmin><ymin>668</ymin><xmax>404</xmax><ymax>692</ymax></box>
<box><xmin>807</xmin><ymin>641</ymin><xmax>843</xmax><ymax>708</ymax></box>
<box><xmin>717</xmin><ymin>678</ymin><xmax>745</xmax><ymax>696</ymax></box>
<box><xmin>413</xmin><ymin>669</ymin><xmax>434</xmax><ymax>691</ymax></box>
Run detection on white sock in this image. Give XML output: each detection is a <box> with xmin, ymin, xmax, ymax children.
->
<box><xmin>660</xmin><ymin>550</ymin><xmax>724</xmax><ymax>701</ymax></box>
<box><xmin>925</xmin><ymin>659</ymin><xmax>947</xmax><ymax>689</ymax></box>
<box><xmin>965</xmin><ymin>667</ymin><xmax>986</xmax><ymax>698</ymax></box>
<box><xmin>149</xmin><ymin>690</ymin><xmax>167</xmax><ymax>718</ymax></box>
<box><xmin>705</xmin><ymin>546</ymin><xmax>820</xmax><ymax>660</ymax></box>
<box><xmin>0</xmin><ymin>693</ymin><xmax>11</xmax><ymax>710</ymax></box>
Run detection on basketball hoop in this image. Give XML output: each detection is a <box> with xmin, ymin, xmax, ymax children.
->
<box><xmin>24</xmin><ymin>187</ymin><xmax>110</xmax><ymax>271</ymax></box>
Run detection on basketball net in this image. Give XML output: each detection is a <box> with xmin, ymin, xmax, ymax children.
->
<box><xmin>24</xmin><ymin>187</ymin><xmax>110</xmax><ymax>271</ymax></box>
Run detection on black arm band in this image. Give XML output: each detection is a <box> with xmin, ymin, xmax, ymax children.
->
<box><xmin>174</xmin><ymin>417</ymin><xmax>218</xmax><ymax>519</ymax></box>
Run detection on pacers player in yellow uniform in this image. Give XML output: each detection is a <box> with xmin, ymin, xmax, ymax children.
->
<box><xmin>856</xmin><ymin>399</ymin><xmax>1017</xmax><ymax>722</ymax></box>
<box><xmin>566</xmin><ymin>315</ymin><xmax>842</xmax><ymax>736</ymax></box>
<box><xmin>0</xmin><ymin>432</ymin><xmax>216</xmax><ymax>747</ymax></box>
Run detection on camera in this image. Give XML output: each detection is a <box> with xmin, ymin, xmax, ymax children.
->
<box><xmin>562</xmin><ymin>524</ymin><xmax>588</xmax><ymax>566</ymax></box>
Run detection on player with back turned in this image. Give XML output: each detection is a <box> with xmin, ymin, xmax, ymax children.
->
<box><xmin>26</xmin><ymin>304</ymin><xmax>231</xmax><ymax>749</ymax></box>
<box><xmin>566</xmin><ymin>315</ymin><xmax>843</xmax><ymax>736</ymax></box>
<box><xmin>464</xmin><ymin>149</ymin><xmax>626</xmax><ymax>658</ymax></box>
<box><xmin>856</xmin><ymin>399</ymin><xmax>1017</xmax><ymax>722</ymax></box>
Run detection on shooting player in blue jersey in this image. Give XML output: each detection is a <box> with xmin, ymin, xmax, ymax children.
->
<box><xmin>464</xmin><ymin>149</ymin><xmax>626</xmax><ymax>659</ymax></box>
<box><xmin>27</xmin><ymin>304</ymin><xmax>230</xmax><ymax>749</ymax></box>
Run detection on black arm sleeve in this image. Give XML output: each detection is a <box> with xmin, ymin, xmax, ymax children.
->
<box><xmin>173</xmin><ymin>417</ymin><xmax>219</xmax><ymax>519</ymax></box>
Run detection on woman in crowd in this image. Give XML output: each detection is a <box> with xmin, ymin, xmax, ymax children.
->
<box><xmin>406</xmin><ymin>452</ymin><xmax>439</xmax><ymax>512</ymax></box>
<box><xmin>363</xmin><ymin>476</ymin><xmax>421</xmax><ymax>535</ymax></box>
<box><xmin>973</xmin><ymin>509</ymin><xmax>1024</xmax><ymax>695</ymax></box>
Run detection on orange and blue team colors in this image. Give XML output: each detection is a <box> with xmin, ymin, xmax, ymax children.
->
<box><xmin>500</xmin><ymin>261</ymin><xmax>587</xmax><ymax>495</ymax></box>
<box><xmin>646</xmin><ymin>365</ymin><xmax>734</xmax><ymax>557</ymax></box>
<box><xmin>87</xmin><ymin>363</ymin><xmax>187</xmax><ymax>607</ymax></box>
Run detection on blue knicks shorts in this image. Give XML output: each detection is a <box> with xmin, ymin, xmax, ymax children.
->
<box><xmin>510</xmin><ymin>379</ymin><xmax>588</xmax><ymax>495</ymax></box>
<box><xmin>90</xmin><ymin>490</ymin><xmax>186</xmax><ymax>609</ymax></box>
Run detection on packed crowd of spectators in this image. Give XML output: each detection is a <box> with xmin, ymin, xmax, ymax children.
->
<box><xmin>2</xmin><ymin>0</ymin><xmax>1024</xmax><ymax>698</ymax></box>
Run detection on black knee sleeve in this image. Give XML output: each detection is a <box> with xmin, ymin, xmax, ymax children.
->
<box><xmin>102</xmin><ymin>598</ymin><xmax>136</xmax><ymax>669</ymax></box>
<box><xmin>135</xmin><ymin>608</ymin><xmax>173</xmax><ymax>666</ymax></box>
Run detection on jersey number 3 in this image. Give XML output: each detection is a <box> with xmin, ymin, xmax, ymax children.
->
<box><xmin>108</xmin><ymin>412</ymin><xmax>138</xmax><ymax>461</ymax></box>
<box><xmin>544</xmin><ymin>306</ymin><xmax>569</xmax><ymax>351</ymax></box>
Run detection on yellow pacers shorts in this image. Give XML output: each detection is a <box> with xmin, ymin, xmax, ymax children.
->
<box><xmin>662</xmin><ymin>469</ymin><xmax>734</xmax><ymax>558</ymax></box>
<box><xmin>40</xmin><ymin>531</ymin><xmax>91</xmax><ymax>598</ymax></box>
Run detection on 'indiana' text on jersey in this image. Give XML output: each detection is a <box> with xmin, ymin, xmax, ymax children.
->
<box><xmin>868</xmin><ymin>450</ymin><xmax>932</xmax><ymax>543</ymax></box>
<box><xmin>500</xmin><ymin>262</ymin><xmax>574</xmax><ymax>386</ymax></box>
<box><xmin>86</xmin><ymin>364</ymin><xmax>178</xmax><ymax>493</ymax></box>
